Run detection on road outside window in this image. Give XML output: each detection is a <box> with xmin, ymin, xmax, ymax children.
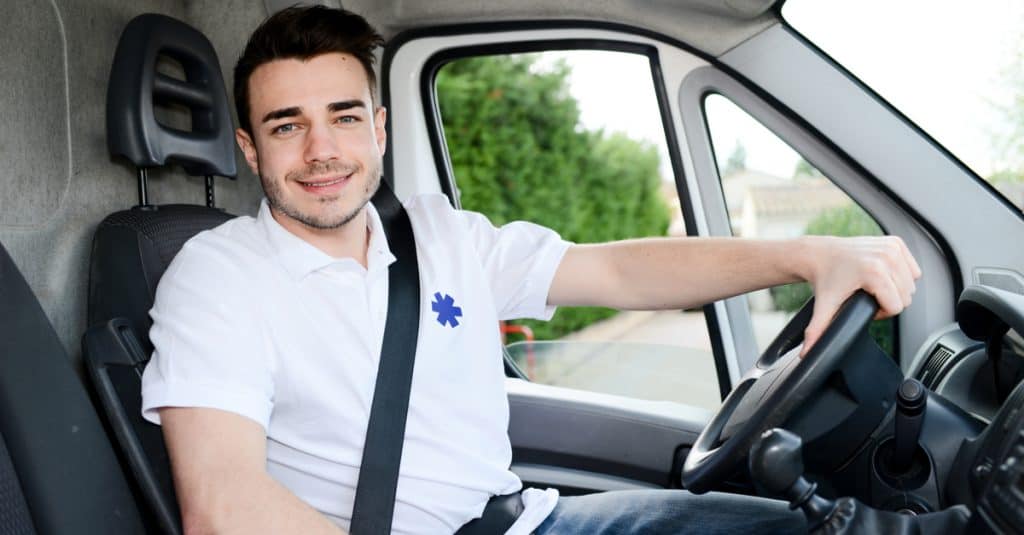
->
<box><xmin>435</xmin><ymin>50</ymin><xmax>721</xmax><ymax>411</ymax></box>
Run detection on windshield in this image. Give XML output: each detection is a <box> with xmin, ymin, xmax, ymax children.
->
<box><xmin>782</xmin><ymin>0</ymin><xmax>1024</xmax><ymax>213</ymax></box>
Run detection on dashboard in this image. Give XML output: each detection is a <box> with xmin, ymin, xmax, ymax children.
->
<box><xmin>876</xmin><ymin>285</ymin><xmax>1024</xmax><ymax>533</ymax></box>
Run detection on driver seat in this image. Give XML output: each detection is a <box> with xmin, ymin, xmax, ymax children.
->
<box><xmin>82</xmin><ymin>13</ymin><xmax>239</xmax><ymax>535</ymax></box>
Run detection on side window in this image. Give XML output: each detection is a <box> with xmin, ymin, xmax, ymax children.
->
<box><xmin>434</xmin><ymin>50</ymin><xmax>721</xmax><ymax>411</ymax></box>
<box><xmin>704</xmin><ymin>94</ymin><xmax>896</xmax><ymax>356</ymax></box>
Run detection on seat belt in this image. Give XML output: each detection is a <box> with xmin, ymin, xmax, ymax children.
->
<box><xmin>349</xmin><ymin>181</ymin><xmax>421</xmax><ymax>535</ymax></box>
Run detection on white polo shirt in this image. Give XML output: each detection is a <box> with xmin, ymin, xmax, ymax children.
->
<box><xmin>141</xmin><ymin>194</ymin><xmax>569</xmax><ymax>534</ymax></box>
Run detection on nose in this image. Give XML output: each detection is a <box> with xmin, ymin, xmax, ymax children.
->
<box><xmin>303</xmin><ymin>122</ymin><xmax>341</xmax><ymax>163</ymax></box>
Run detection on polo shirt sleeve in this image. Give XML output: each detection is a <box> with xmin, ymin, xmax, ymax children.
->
<box><xmin>455</xmin><ymin>208</ymin><xmax>572</xmax><ymax>321</ymax></box>
<box><xmin>140</xmin><ymin>235</ymin><xmax>275</xmax><ymax>431</ymax></box>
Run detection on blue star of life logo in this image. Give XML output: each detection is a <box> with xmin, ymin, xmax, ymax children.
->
<box><xmin>431</xmin><ymin>292</ymin><xmax>463</xmax><ymax>328</ymax></box>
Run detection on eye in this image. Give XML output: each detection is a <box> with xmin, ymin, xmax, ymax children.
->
<box><xmin>271</xmin><ymin>123</ymin><xmax>297</xmax><ymax>135</ymax></box>
<box><xmin>336</xmin><ymin>115</ymin><xmax>359</xmax><ymax>124</ymax></box>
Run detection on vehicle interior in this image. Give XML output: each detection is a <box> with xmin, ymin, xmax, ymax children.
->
<box><xmin>2</xmin><ymin>0</ymin><xmax>1024</xmax><ymax>533</ymax></box>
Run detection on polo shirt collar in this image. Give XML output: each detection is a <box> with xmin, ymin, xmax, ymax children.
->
<box><xmin>257</xmin><ymin>199</ymin><xmax>397</xmax><ymax>280</ymax></box>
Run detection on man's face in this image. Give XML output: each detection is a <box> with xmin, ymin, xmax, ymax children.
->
<box><xmin>236</xmin><ymin>52</ymin><xmax>387</xmax><ymax>231</ymax></box>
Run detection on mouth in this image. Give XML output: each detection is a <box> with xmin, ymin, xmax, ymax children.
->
<box><xmin>296</xmin><ymin>173</ymin><xmax>353</xmax><ymax>194</ymax></box>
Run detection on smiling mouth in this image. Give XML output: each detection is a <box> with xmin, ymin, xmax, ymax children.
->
<box><xmin>297</xmin><ymin>173</ymin><xmax>352</xmax><ymax>189</ymax></box>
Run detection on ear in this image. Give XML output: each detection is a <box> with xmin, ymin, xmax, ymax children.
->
<box><xmin>374</xmin><ymin>106</ymin><xmax>388</xmax><ymax>156</ymax></box>
<box><xmin>235</xmin><ymin>128</ymin><xmax>260</xmax><ymax>175</ymax></box>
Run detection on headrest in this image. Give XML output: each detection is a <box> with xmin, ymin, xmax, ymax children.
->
<box><xmin>106</xmin><ymin>14</ymin><xmax>236</xmax><ymax>178</ymax></box>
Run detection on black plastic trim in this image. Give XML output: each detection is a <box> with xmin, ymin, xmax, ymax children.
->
<box><xmin>704</xmin><ymin>303</ymin><xmax>734</xmax><ymax>399</ymax></box>
<box><xmin>107</xmin><ymin>14</ymin><xmax>237</xmax><ymax>179</ymax></box>
<box><xmin>83</xmin><ymin>319</ymin><xmax>182</xmax><ymax>535</ymax></box>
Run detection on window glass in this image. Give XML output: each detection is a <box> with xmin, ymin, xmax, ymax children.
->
<box><xmin>435</xmin><ymin>50</ymin><xmax>720</xmax><ymax>410</ymax></box>
<box><xmin>704</xmin><ymin>94</ymin><xmax>896</xmax><ymax>356</ymax></box>
<box><xmin>783</xmin><ymin>0</ymin><xmax>1024</xmax><ymax>213</ymax></box>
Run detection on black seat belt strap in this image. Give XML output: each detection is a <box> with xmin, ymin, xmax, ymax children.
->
<box><xmin>349</xmin><ymin>181</ymin><xmax>421</xmax><ymax>535</ymax></box>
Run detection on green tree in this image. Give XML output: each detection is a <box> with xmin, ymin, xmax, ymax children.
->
<box><xmin>793</xmin><ymin>158</ymin><xmax>824</xmax><ymax>180</ymax></box>
<box><xmin>723</xmin><ymin>142</ymin><xmax>747</xmax><ymax>176</ymax></box>
<box><xmin>770</xmin><ymin>203</ymin><xmax>895</xmax><ymax>355</ymax></box>
<box><xmin>436</xmin><ymin>54</ymin><xmax>670</xmax><ymax>340</ymax></box>
<box><xmin>988</xmin><ymin>169</ymin><xmax>1024</xmax><ymax>184</ymax></box>
<box><xmin>988</xmin><ymin>43</ymin><xmax>1024</xmax><ymax>190</ymax></box>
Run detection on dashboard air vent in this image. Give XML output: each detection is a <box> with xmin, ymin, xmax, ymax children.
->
<box><xmin>919</xmin><ymin>344</ymin><xmax>955</xmax><ymax>388</ymax></box>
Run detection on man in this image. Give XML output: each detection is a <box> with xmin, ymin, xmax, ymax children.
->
<box><xmin>141</xmin><ymin>6</ymin><xmax>921</xmax><ymax>534</ymax></box>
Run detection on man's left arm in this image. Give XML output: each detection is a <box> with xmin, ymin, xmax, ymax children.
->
<box><xmin>548</xmin><ymin>235</ymin><xmax>922</xmax><ymax>354</ymax></box>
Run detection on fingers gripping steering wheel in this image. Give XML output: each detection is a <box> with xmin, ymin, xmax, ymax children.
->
<box><xmin>681</xmin><ymin>291</ymin><xmax>878</xmax><ymax>494</ymax></box>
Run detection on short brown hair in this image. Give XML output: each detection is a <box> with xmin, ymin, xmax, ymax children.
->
<box><xmin>233</xmin><ymin>5</ymin><xmax>385</xmax><ymax>134</ymax></box>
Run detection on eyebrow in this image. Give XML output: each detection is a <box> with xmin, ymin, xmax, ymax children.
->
<box><xmin>261</xmin><ymin>106</ymin><xmax>301</xmax><ymax>124</ymax></box>
<box><xmin>328</xmin><ymin>100</ymin><xmax>366</xmax><ymax>112</ymax></box>
<box><xmin>260</xmin><ymin>100</ymin><xmax>367</xmax><ymax>124</ymax></box>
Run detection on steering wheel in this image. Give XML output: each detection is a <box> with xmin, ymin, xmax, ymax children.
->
<box><xmin>681</xmin><ymin>290</ymin><xmax>878</xmax><ymax>494</ymax></box>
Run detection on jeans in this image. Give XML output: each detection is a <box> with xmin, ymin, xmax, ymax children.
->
<box><xmin>534</xmin><ymin>489</ymin><xmax>807</xmax><ymax>534</ymax></box>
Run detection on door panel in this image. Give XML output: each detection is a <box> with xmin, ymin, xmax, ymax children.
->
<box><xmin>507</xmin><ymin>379</ymin><xmax>709</xmax><ymax>491</ymax></box>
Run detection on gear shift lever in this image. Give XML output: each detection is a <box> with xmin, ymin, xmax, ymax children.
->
<box><xmin>748</xmin><ymin>428</ymin><xmax>836</xmax><ymax>530</ymax></box>
<box><xmin>750</xmin><ymin>428</ymin><xmax>972</xmax><ymax>534</ymax></box>
<box><xmin>891</xmin><ymin>378</ymin><xmax>926</xmax><ymax>474</ymax></box>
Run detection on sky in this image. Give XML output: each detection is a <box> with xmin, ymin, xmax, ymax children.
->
<box><xmin>537</xmin><ymin>0</ymin><xmax>1024</xmax><ymax>181</ymax></box>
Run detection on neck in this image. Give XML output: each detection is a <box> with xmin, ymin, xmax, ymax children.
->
<box><xmin>270</xmin><ymin>206</ymin><xmax>370</xmax><ymax>268</ymax></box>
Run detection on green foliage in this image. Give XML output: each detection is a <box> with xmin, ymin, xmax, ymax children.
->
<box><xmin>436</xmin><ymin>54</ymin><xmax>670</xmax><ymax>340</ymax></box>
<box><xmin>724</xmin><ymin>142</ymin><xmax>747</xmax><ymax>176</ymax></box>
<box><xmin>769</xmin><ymin>203</ymin><xmax>895</xmax><ymax>355</ymax></box>
<box><xmin>793</xmin><ymin>158</ymin><xmax>824</xmax><ymax>180</ymax></box>
<box><xmin>988</xmin><ymin>42</ymin><xmax>1024</xmax><ymax>207</ymax></box>
<box><xmin>770</xmin><ymin>282</ymin><xmax>813</xmax><ymax>314</ymax></box>
<box><xmin>805</xmin><ymin>202</ymin><xmax>883</xmax><ymax>237</ymax></box>
<box><xmin>988</xmin><ymin>169</ymin><xmax>1024</xmax><ymax>184</ymax></box>
<box><xmin>997</xmin><ymin>45</ymin><xmax>1024</xmax><ymax>172</ymax></box>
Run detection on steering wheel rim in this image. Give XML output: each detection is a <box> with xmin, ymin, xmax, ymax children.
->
<box><xmin>681</xmin><ymin>290</ymin><xmax>878</xmax><ymax>494</ymax></box>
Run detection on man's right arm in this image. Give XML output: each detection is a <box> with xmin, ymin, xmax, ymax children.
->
<box><xmin>160</xmin><ymin>407</ymin><xmax>345</xmax><ymax>535</ymax></box>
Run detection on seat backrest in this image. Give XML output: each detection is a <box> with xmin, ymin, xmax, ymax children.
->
<box><xmin>0</xmin><ymin>242</ymin><xmax>146</xmax><ymax>534</ymax></box>
<box><xmin>82</xmin><ymin>14</ymin><xmax>241</xmax><ymax>535</ymax></box>
<box><xmin>88</xmin><ymin>205</ymin><xmax>234</xmax><ymax>351</ymax></box>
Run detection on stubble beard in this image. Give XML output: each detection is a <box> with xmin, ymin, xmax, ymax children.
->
<box><xmin>261</xmin><ymin>158</ymin><xmax>382</xmax><ymax>231</ymax></box>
